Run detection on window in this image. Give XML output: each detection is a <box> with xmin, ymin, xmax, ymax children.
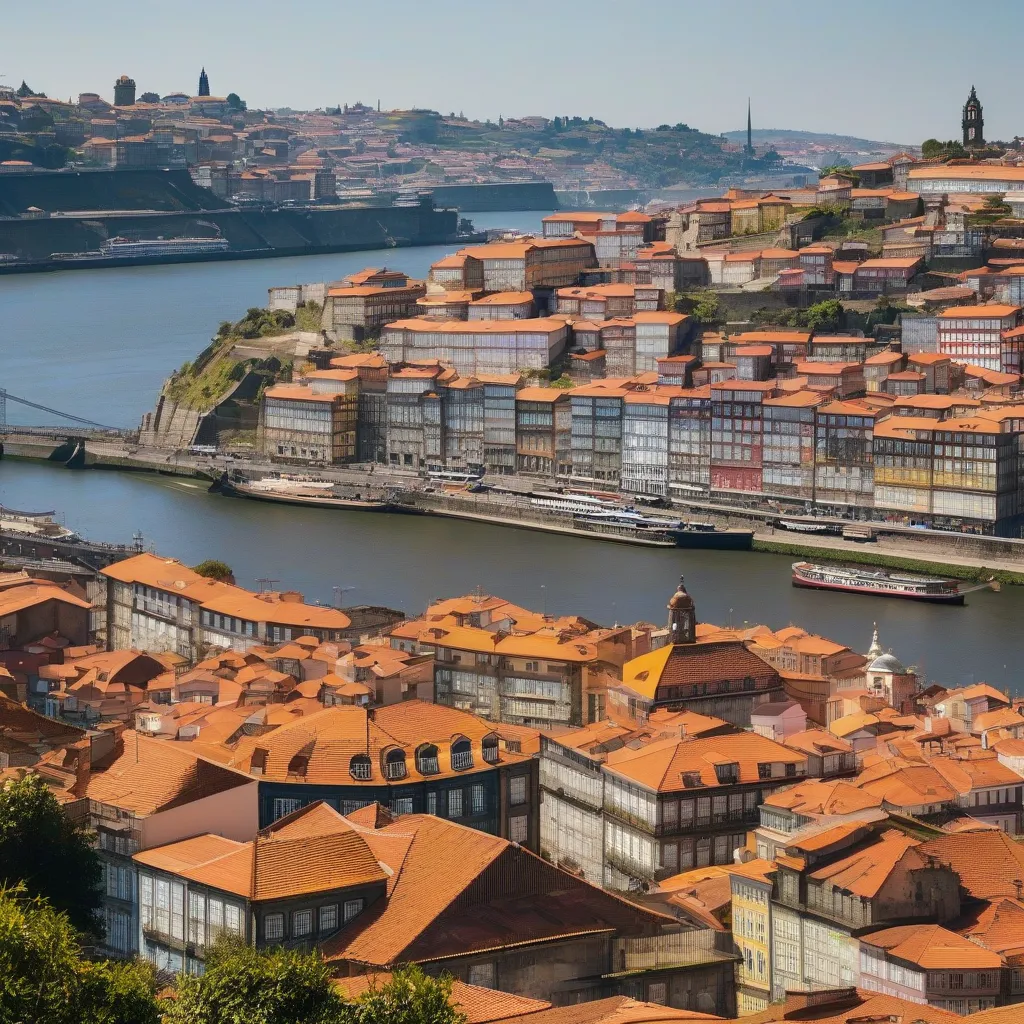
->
<box><xmin>448</xmin><ymin>789</ymin><xmax>463</xmax><ymax>818</ymax></box>
<box><xmin>417</xmin><ymin>744</ymin><xmax>439</xmax><ymax>775</ymax></box>
<box><xmin>344</xmin><ymin>899</ymin><xmax>364</xmax><ymax>923</ymax></box>
<box><xmin>509</xmin><ymin>775</ymin><xmax>527</xmax><ymax>806</ymax></box>
<box><xmin>427</xmin><ymin>791</ymin><xmax>437</xmax><ymax>816</ymax></box>
<box><xmin>451</xmin><ymin>738</ymin><xmax>473</xmax><ymax>771</ymax></box>
<box><xmin>264</xmin><ymin>913</ymin><xmax>284</xmax><ymax>942</ymax></box>
<box><xmin>383</xmin><ymin>749</ymin><xmax>407</xmax><ymax>781</ymax></box>
<box><xmin>292</xmin><ymin>910</ymin><xmax>313</xmax><ymax>937</ymax></box>
<box><xmin>648</xmin><ymin>983</ymin><xmax>667</xmax><ymax>1005</ymax></box>
<box><xmin>319</xmin><ymin>905</ymin><xmax>338</xmax><ymax>933</ymax></box>
<box><xmin>350</xmin><ymin>754</ymin><xmax>372</xmax><ymax>780</ymax></box>
<box><xmin>273</xmin><ymin>797</ymin><xmax>301</xmax><ymax>820</ymax></box>
<box><xmin>392</xmin><ymin>796</ymin><xmax>413</xmax><ymax>816</ymax></box>
<box><xmin>224</xmin><ymin>904</ymin><xmax>242</xmax><ymax>936</ymax></box>
<box><xmin>482</xmin><ymin>734</ymin><xmax>500</xmax><ymax>763</ymax></box>
<box><xmin>468</xmin><ymin>963</ymin><xmax>496</xmax><ymax>989</ymax></box>
<box><xmin>509</xmin><ymin>815</ymin><xmax>528</xmax><ymax>844</ymax></box>
<box><xmin>471</xmin><ymin>784</ymin><xmax>486</xmax><ymax>815</ymax></box>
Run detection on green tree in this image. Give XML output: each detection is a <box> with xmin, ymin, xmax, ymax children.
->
<box><xmin>192</xmin><ymin>559</ymin><xmax>234</xmax><ymax>582</ymax></box>
<box><xmin>803</xmin><ymin>299</ymin><xmax>844</xmax><ymax>333</ymax></box>
<box><xmin>226</xmin><ymin>93</ymin><xmax>247</xmax><ymax>112</ymax></box>
<box><xmin>0</xmin><ymin>774</ymin><xmax>101</xmax><ymax>934</ymax></box>
<box><xmin>819</xmin><ymin>164</ymin><xmax>856</xmax><ymax>181</ymax></box>
<box><xmin>166</xmin><ymin>940</ymin><xmax>349</xmax><ymax>1024</ymax></box>
<box><xmin>677</xmin><ymin>290</ymin><xmax>720</xmax><ymax>325</ymax></box>
<box><xmin>0</xmin><ymin>885</ymin><xmax>159</xmax><ymax>1024</ymax></box>
<box><xmin>352</xmin><ymin>966</ymin><xmax>465</xmax><ymax>1024</ymax></box>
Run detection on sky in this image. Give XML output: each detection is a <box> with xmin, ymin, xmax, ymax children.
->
<box><xmin>4</xmin><ymin>0</ymin><xmax>1023</xmax><ymax>144</ymax></box>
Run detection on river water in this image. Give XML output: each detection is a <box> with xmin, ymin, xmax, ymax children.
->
<box><xmin>0</xmin><ymin>210</ymin><xmax>1020</xmax><ymax>691</ymax></box>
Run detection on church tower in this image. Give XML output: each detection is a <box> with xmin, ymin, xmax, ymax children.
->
<box><xmin>667</xmin><ymin>575</ymin><xmax>696</xmax><ymax>645</ymax></box>
<box><xmin>962</xmin><ymin>85</ymin><xmax>983</xmax><ymax>148</ymax></box>
<box><xmin>198</xmin><ymin>67</ymin><xmax>210</xmax><ymax>97</ymax></box>
<box><xmin>744</xmin><ymin>99</ymin><xmax>754</xmax><ymax>157</ymax></box>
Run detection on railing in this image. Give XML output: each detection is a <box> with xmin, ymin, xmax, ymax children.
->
<box><xmin>383</xmin><ymin>761</ymin><xmax>407</xmax><ymax>781</ymax></box>
<box><xmin>417</xmin><ymin>757</ymin><xmax>439</xmax><ymax>775</ymax></box>
<box><xmin>451</xmin><ymin>751</ymin><xmax>474</xmax><ymax>771</ymax></box>
<box><xmin>610</xmin><ymin>929</ymin><xmax>736</xmax><ymax>974</ymax></box>
<box><xmin>349</xmin><ymin>762</ymin><xmax>372</xmax><ymax>781</ymax></box>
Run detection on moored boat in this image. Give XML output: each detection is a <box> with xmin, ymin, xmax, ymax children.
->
<box><xmin>791</xmin><ymin>561</ymin><xmax>964</xmax><ymax>604</ymax></box>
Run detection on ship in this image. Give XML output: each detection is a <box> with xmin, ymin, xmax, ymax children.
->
<box><xmin>791</xmin><ymin>561</ymin><xmax>964</xmax><ymax>604</ymax></box>
<box><xmin>220</xmin><ymin>477</ymin><xmax>389</xmax><ymax>511</ymax></box>
<box><xmin>0</xmin><ymin>505</ymin><xmax>78</xmax><ymax>541</ymax></box>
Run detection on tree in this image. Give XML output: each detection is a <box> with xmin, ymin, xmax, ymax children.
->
<box><xmin>0</xmin><ymin>885</ymin><xmax>159</xmax><ymax>1024</ymax></box>
<box><xmin>803</xmin><ymin>298</ymin><xmax>844</xmax><ymax>333</ymax></box>
<box><xmin>0</xmin><ymin>774</ymin><xmax>101</xmax><ymax>934</ymax></box>
<box><xmin>351</xmin><ymin>966</ymin><xmax>466</xmax><ymax>1024</ymax></box>
<box><xmin>138</xmin><ymin>92</ymin><xmax>160</xmax><ymax>104</ymax></box>
<box><xmin>192</xmin><ymin>559</ymin><xmax>234</xmax><ymax>582</ymax></box>
<box><xmin>226</xmin><ymin>93</ymin><xmax>247</xmax><ymax>112</ymax></box>
<box><xmin>166</xmin><ymin>940</ymin><xmax>349</xmax><ymax>1024</ymax></box>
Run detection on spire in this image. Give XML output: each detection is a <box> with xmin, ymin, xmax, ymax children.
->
<box><xmin>867</xmin><ymin>623</ymin><xmax>882</xmax><ymax>659</ymax></box>
<box><xmin>745</xmin><ymin>98</ymin><xmax>754</xmax><ymax>157</ymax></box>
<box><xmin>667</xmin><ymin>575</ymin><xmax>696</xmax><ymax>645</ymax></box>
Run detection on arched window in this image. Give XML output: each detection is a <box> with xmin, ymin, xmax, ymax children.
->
<box><xmin>349</xmin><ymin>754</ymin><xmax>372</xmax><ymax>781</ymax></box>
<box><xmin>482</xmin><ymin>733</ymin><xmax>500</xmax><ymax>764</ymax></box>
<box><xmin>383</xmin><ymin>748</ymin><xmax>407</xmax><ymax>781</ymax></box>
<box><xmin>416</xmin><ymin>744</ymin><xmax>439</xmax><ymax>775</ymax></box>
<box><xmin>287</xmin><ymin>753</ymin><xmax>308</xmax><ymax>777</ymax></box>
<box><xmin>451</xmin><ymin>736</ymin><xmax>473</xmax><ymax>771</ymax></box>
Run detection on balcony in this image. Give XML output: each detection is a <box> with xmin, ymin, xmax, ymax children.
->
<box><xmin>608</xmin><ymin>929</ymin><xmax>738</xmax><ymax>976</ymax></box>
<box><xmin>451</xmin><ymin>751</ymin><xmax>474</xmax><ymax>771</ymax></box>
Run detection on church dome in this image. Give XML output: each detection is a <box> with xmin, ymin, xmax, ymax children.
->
<box><xmin>667</xmin><ymin>575</ymin><xmax>694</xmax><ymax>610</ymax></box>
<box><xmin>869</xmin><ymin>652</ymin><xmax>905</xmax><ymax>674</ymax></box>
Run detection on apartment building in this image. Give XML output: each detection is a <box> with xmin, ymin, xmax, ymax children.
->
<box><xmin>467</xmin><ymin>291</ymin><xmax>535</xmax><ymax>320</ymax></box>
<box><xmin>770</xmin><ymin>824</ymin><xmax>962</xmax><ymax>998</ymax></box>
<box><xmin>567</xmin><ymin>384</ymin><xmax>628</xmax><ymax>486</ymax></box>
<box><xmin>668</xmin><ymin>387</ymin><xmax>712</xmax><ymax>496</ymax></box>
<box><xmin>762</xmin><ymin>392</ymin><xmax>823</xmax><ymax>502</ymax></box>
<box><xmin>937</xmin><ymin>305</ymin><xmax>1022</xmax><ymax>372</ymax></box>
<box><xmin>730</xmin><ymin>860</ymin><xmax>777</xmax><ymax>1014</ymax></box>
<box><xmin>814</xmin><ymin>400</ymin><xmax>880</xmax><ymax>509</ymax></box>
<box><xmin>555</xmin><ymin>284</ymin><xmax>663</xmax><ymax>320</ymax></box>
<box><xmin>621</xmin><ymin>388</ymin><xmax>676</xmax><ymax>497</ymax></box>
<box><xmin>379</xmin><ymin>318</ymin><xmax>569</xmax><ymax>375</ymax></box>
<box><xmin>329</xmin><ymin>353</ymin><xmax>389</xmax><ymax>463</ymax></box>
<box><xmin>322</xmin><ymin>276</ymin><xmax>426</xmax><ymax>342</ymax></box>
<box><xmin>258</xmin><ymin>372</ymin><xmax>358</xmax><ymax>464</ymax></box>
<box><xmin>428</xmin><ymin>253</ymin><xmax>484</xmax><ymax>291</ymax></box>
<box><xmin>710</xmin><ymin>380</ymin><xmax>776</xmax><ymax>495</ymax></box>
<box><xmin>455</xmin><ymin>237</ymin><xmax>597</xmax><ymax>291</ymax></box>
<box><xmin>515</xmin><ymin>387</ymin><xmax>571</xmax><ymax>478</ymax></box>
<box><xmin>102</xmin><ymin>554</ymin><xmax>351</xmax><ymax>662</ymax></box>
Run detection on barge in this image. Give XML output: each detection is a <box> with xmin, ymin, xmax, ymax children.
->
<box><xmin>792</xmin><ymin>561</ymin><xmax>965</xmax><ymax>604</ymax></box>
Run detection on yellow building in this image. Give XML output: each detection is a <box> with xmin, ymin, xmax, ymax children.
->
<box><xmin>730</xmin><ymin>859</ymin><xmax>776</xmax><ymax>1015</ymax></box>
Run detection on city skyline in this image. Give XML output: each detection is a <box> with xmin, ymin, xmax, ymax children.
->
<box><xmin>5</xmin><ymin>0</ymin><xmax>1023</xmax><ymax>143</ymax></box>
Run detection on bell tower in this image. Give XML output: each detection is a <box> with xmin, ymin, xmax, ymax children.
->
<box><xmin>962</xmin><ymin>85</ymin><xmax>984</xmax><ymax>148</ymax></box>
<box><xmin>198</xmin><ymin>67</ymin><xmax>210</xmax><ymax>98</ymax></box>
<box><xmin>667</xmin><ymin>575</ymin><xmax>696</xmax><ymax>646</ymax></box>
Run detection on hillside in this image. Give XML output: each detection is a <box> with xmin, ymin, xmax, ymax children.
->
<box><xmin>722</xmin><ymin>128</ymin><xmax>915</xmax><ymax>151</ymax></box>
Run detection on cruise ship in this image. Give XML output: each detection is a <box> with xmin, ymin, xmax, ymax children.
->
<box><xmin>792</xmin><ymin>561</ymin><xmax>964</xmax><ymax>604</ymax></box>
<box><xmin>98</xmin><ymin>236</ymin><xmax>231</xmax><ymax>258</ymax></box>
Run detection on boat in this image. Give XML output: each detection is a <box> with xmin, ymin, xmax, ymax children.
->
<box><xmin>779</xmin><ymin>519</ymin><xmax>839</xmax><ymax>535</ymax></box>
<box><xmin>530</xmin><ymin>492</ymin><xmax>619</xmax><ymax>515</ymax></box>
<box><xmin>221</xmin><ymin>479</ymin><xmax>389</xmax><ymax>511</ymax></box>
<box><xmin>98</xmin><ymin>236</ymin><xmax>231</xmax><ymax>259</ymax></box>
<box><xmin>791</xmin><ymin>561</ymin><xmax>964</xmax><ymax>604</ymax></box>
<box><xmin>0</xmin><ymin>506</ymin><xmax>78</xmax><ymax>541</ymax></box>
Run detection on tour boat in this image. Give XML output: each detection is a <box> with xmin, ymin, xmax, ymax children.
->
<box><xmin>779</xmin><ymin>519</ymin><xmax>839</xmax><ymax>535</ymax></box>
<box><xmin>0</xmin><ymin>506</ymin><xmax>78</xmax><ymax>541</ymax></box>
<box><xmin>791</xmin><ymin>561</ymin><xmax>964</xmax><ymax>604</ymax></box>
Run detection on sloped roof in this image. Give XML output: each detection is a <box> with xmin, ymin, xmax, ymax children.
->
<box><xmin>807</xmin><ymin>830</ymin><xmax>921</xmax><ymax>897</ymax></box>
<box><xmin>763</xmin><ymin>779</ymin><xmax>881</xmax><ymax>817</ymax></box>
<box><xmin>860</xmin><ymin>922</ymin><xmax>1002</xmax><ymax>968</ymax></box>
<box><xmin>919</xmin><ymin>830</ymin><xmax>1024</xmax><ymax>899</ymax></box>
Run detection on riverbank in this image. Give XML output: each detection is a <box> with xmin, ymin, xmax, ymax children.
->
<box><xmin>5</xmin><ymin>437</ymin><xmax>1023</xmax><ymax>580</ymax></box>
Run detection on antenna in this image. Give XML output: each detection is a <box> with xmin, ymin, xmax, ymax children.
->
<box><xmin>332</xmin><ymin>585</ymin><xmax>356</xmax><ymax>609</ymax></box>
<box><xmin>255</xmin><ymin>578</ymin><xmax>279</xmax><ymax>593</ymax></box>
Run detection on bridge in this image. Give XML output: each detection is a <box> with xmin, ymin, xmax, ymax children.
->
<box><xmin>0</xmin><ymin>388</ymin><xmax>131</xmax><ymax>439</ymax></box>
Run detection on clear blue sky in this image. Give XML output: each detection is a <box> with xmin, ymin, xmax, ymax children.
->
<box><xmin>5</xmin><ymin>0</ymin><xmax>1022</xmax><ymax>143</ymax></box>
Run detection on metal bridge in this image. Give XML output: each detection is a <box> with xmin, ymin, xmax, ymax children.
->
<box><xmin>0</xmin><ymin>388</ymin><xmax>126</xmax><ymax>436</ymax></box>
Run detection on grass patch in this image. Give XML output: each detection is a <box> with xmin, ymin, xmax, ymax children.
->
<box><xmin>752</xmin><ymin>538</ymin><xmax>1024</xmax><ymax>586</ymax></box>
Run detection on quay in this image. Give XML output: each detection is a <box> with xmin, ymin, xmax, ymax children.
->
<box><xmin>4</xmin><ymin>429</ymin><xmax>1024</xmax><ymax>578</ymax></box>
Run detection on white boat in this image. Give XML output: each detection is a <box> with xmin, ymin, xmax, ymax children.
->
<box><xmin>530</xmin><ymin>492</ymin><xmax>619</xmax><ymax>515</ymax></box>
<box><xmin>98</xmin><ymin>237</ymin><xmax>230</xmax><ymax>259</ymax></box>
<box><xmin>0</xmin><ymin>506</ymin><xmax>78</xmax><ymax>541</ymax></box>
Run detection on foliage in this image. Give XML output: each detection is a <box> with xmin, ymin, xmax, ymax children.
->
<box><xmin>351</xmin><ymin>966</ymin><xmax>466</xmax><ymax>1024</ymax></box>
<box><xmin>138</xmin><ymin>92</ymin><xmax>160</xmax><ymax>104</ymax></box>
<box><xmin>921</xmin><ymin>138</ymin><xmax>967</xmax><ymax>160</ymax></box>
<box><xmin>0</xmin><ymin>774</ymin><xmax>101</xmax><ymax>934</ymax></box>
<box><xmin>192</xmin><ymin>559</ymin><xmax>234</xmax><ymax>582</ymax></box>
<box><xmin>295</xmin><ymin>300</ymin><xmax>324</xmax><ymax>333</ymax></box>
<box><xmin>236</xmin><ymin>307</ymin><xmax>296</xmax><ymax>339</ymax></box>
<box><xmin>819</xmin><ymin>164</ymin><xmax>857</xmax><ymax>183</ymax></box>
<box><xmin>672</xmin><ymin>290</ymin><xmax>720</xmax><ymax>325</ymax></box>
<box><xmin>226</xmin><ymin>93</ymin><xmax>247</xmax><ymax>112</ymax></box>
<box><xmin>749</xmin><ymin>299</ymin><xmax>844</xmax><ymax>333</ymax></box>
<box><xmin>0</xmin><ymin>885</ymin><xmax>160</xmax><ymax>1024</ymax></box>
<box><xmin>550</xmin><ymin>375</ymin><xmax>575</xmax><ymax>389</ymax></box>
<box><xmin>166</xmin><ymin>940</ymin><xmax>348</xmax><ymax>1024</ymax></box>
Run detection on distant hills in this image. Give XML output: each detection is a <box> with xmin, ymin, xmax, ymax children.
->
<box><xmin>723</xmin><ymin>128</ymin><xmax>917</xmax><ymax>153</ymax></box>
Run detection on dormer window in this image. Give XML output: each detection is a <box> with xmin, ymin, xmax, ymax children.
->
<box><xmin>349</xmin><ymin>754</ymin><xmax>372</xmax><ymax>781</ymax></box>
<box><xmin>451</xmin><ymin>737</ymin><xmax>473</xmax><ymax>771</ymax></box>
<box><xmin>250</xmin><ymin>749</ymin><xmax>267</xmax><ymax>776</ymax></box>
<box><xmin>482</xmin><ymin>734</ymin><xmax>500</xmax><ymax>763</ymax></box>
<box><xmin>714</xmin><ymin>762</ymin><xmax>739</xmax><ymax>785</ymax></box>
<box><xmin>416</xmin><ymin>744</ymin><xmax>439</xmax><ymax>775</ymax></box>
<box><xmin>383</xmin><ymin>749</ymin><xmax>407</xmax><ymax>781</ymax></box>
<box><xmin>287</xmin><ymin>754</ymin><xmax>308</xmax><ymax>777</ymax></box>
<box><xmin>681</xmin><ymin>771</ymin><xmax>703</xmax><ymax>788</ymax></box>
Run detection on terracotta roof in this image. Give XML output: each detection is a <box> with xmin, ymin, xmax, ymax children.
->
<box><xmin>496</xmin><ymin>997</ymin><xmax>718</xmax><ymax>1024</ymax></box>
<box><xmin>860</xmin><ymin>922</ymin><xmax>1003</xmax><ymax>969</ymax></box>
<box><xmin>763</xmin><ymin>779</ymin><xmax>879</xmax><ymax>816</ymax></box>
<box><xmin>920</xmin><ymin>830</ymin><xmax>1024</xmax><ymax>899</ymax></box>
<box><xmin>602</xmin><ymin>731</ymin><xmax>804</xmax><ymax>793</ymax></box>
<box><xmin>938</xmin><ymin>304</ymin><xmax>1020</xmax><ymax>318</ymax></box>
<box><xmin>736</xmin><ymin>990</ymin><xmax>959</xmax><ymax>1023</ymax></box>
<box><xmin>83</xmin><ymin>730</ymin><xmax>252</xmax><ymax>815</ymax></box>
<box><xmin>323</xmin><ymin>814</ymin><xmax>667</xmax><ymax>968</ymax></box>
<box><xmin>808</xmin><ymin>830</ymin><xmax>922</xmax><ymax>898</ymax></box>
<box><xmin>0</xmin><ymin>583</ymin><xmax>90</xmax><ymax>616</ymax></box>
<box><xmin>135</xmin><ymin>801</ymin><xmax>387</xmax><ymax>900</ymax></box>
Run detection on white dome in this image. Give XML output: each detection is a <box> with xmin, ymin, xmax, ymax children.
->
<box><xmin>869</xmin><ymin>653</ymin><xmax>905</xmax><ymax>674</ymax></box>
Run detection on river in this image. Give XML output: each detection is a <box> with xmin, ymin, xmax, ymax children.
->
<box><xmin>0</xmin><ymin>210</ymin><xmax>1020</xmax><ymax>691</ymax></box>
